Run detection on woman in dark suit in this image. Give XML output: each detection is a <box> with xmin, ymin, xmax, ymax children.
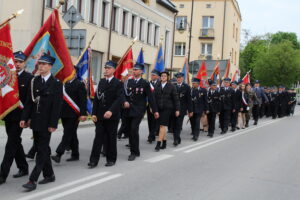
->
<box><xmin>154</xmin><ymin>71</ymin><xmax>180</xmax><ymax>151</ymax></box>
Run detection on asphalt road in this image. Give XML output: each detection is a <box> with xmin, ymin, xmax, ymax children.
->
<box><xmin>0</xmin><ymin>107</ymin><xmax>299</xmax><ymax>200</ymax></box>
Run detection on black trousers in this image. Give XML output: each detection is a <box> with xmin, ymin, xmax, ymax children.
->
<box><xmin>270</xmin><ymin>103</ymin><xmax>278</xmax><ymax>119</ymax></box>
<box><xmin>117</xmin><ymin>110</ymin><xmax>129</xmax><ymax>138</ymax></box>
<box><xmin>230</xmin><ymin>111</ymin><xmax>238</xmax><ymax>128</ymax></box>
<box><xmin>90</xmin><ymin>119</ymin><xmax>119</xmax><ymax>164</ymax></box>
<box><xmin>168</xmin><ymin>114</ymin><xmax>176</xmax><ymax>133</ymax></box>
<box><xmin>0</xmin><ymin>121</ymin><xmax>28</xmax><ymax>179</ymax></box>
<box><xmin>190</xmin><ymin>113</ymin><xmax>201</xmax><ymax>137</ymax></box>
<box><xmin>147</xmin><ymin>106</ymin><xmax>159</xmax><ymax>141</ymax></box>
<box><xmin>56</xmin><ymin>118</ymin><xmax>79</xmax><ymax>158</ymax></box>
<box><xmin>220</xmin><ymin>110</ymin><xmax>231</xmax><ymax>132</ymax></box>
<box><xmin>174</xmin><ymin>114</ymin><xmax>185</xmax><ymax>142</ymax></box>
<box><xmin>252</xmin><ymin>104</ymin><xmax>260</xmax><ymax>122</ymax></box>
<box><xmin>30</xmin><ymin>130</ymin><xmax>54</xmax><ymax>182</ymax></box>
<box><xmin>207</xmin><ymin>112</ymin><xmax>217</xmax><ymax>135</ymax></box>
<box><xmin>126</xmin><ymin>116</ymin><xmax>143</xmax><ymax>156</ymax></box>
<box><xmin>278</xmin><ymin>104</ymin><xmax>286</xmax><ymax>118</ymax></box>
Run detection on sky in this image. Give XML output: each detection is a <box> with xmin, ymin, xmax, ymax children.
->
<box><xmin>238</xmin><ymin>0</ymin><xmax>300</xmax><ymax>41</ymax></box>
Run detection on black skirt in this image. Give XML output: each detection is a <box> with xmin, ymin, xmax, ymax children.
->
<box><xmin>158</xmin><ymin>108</ymin><xmax>172</xmax><ymax>126</ymax></box>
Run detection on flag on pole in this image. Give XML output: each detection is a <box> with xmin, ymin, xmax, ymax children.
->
<box><xmin>196</xmin><ymin>60</ymin><xmax>208</xmax><ymax>88</ymax></box>
<box><xmin>137</xmin><ymin>47</ymin><xmax>145</xmax><ymax>73</ymax></box>
<box><xmin>0</xmin><ymin>24</ymin><xmax>20</xmax><ymax>119</ymax></box>
<box><xmin>210</xmin><ymin>61</ymin><xmax>220</xmax><ymax>84</ymax></box>
<box><xmin>242</xmin><ymin>72</ymin><xmax>251</xmax><ymax>84</ymax></box>
<box><xmin>223</xmin><ymin>60</ymin><xmax>231</xmax><ymax>79</ymax></box>
<box><xmin>24</xmin><ymin>9</ymin><xmax>75</xmax><ymax>83</ymax></box>
<box><xmin>231</xmin><ymin>69</ymin><xmax>240</xmax><ymax>82</ymax></box>
<box><xmin>114</xmin><ymin>47</ymin><xmax>133</xmax><ymax>80</ymax></box>
<box><xmin>181</xmin><ymin>57</ymin><xmax>190</xmax><ymax>85</ymax></box>
<box><xmin>76</xmin><ymin>48</ymin><xmax>95</xmax><ymax>114</ymax></box>
<box><xmin>154</xmin><ymin>44</ymin><xmax>164</xmax><ymax>72</ymax></box>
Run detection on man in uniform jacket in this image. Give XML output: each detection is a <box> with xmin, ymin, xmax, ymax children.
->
<box><xmin>219</xmin><ymin>78</ymin><xmax>235</xmax><ymax>134</ymax></box>
<box><xmin>51</xmin><ymin>70</ymin><xmax>87</xmax><ymax>164</ymax></box>
<box><xmin>20</xmin><ymin>54</ymin><xmax>63</xmax><ymax>191</ymax></box>
<box><xmin>146</xmin><ymin>69</ymin><xmax>160</xmax><ymax>143</ymax></box>
<box><xmin>123</xmin><ymin>63</ymin><xmax>159</xmax><ymax>161</ymax></box>
<box><xmin>173</xmin><ymin>72</ymin><xmax>192</xmax><ymax>146</ymax></box>
<box><xmin>252</xmin><ymin>80</ymin><xmax>269</xmax><ymax>125</ymax></box>
<box><xmin>88</xmin><ymin>61</ymin><xmax>124</xmax><ymax>168</ymax></box>
<box><xmin>230</xmin><ymin>81</ymin><xmax>242</xmax><ymax>132</ymax></box>
<box><xmin>190</xmin><ymin>78</ymin><xmax>208</xmax><ymax>141</ymax></box>
<box><xmin>206</xmin><ymin>81</ymin><xmax>221</xmax><ymax>137</ymax></box>
<box><xmin>277</xmin><ymin>86</ymin><xmax>288</xmax><ymax>118</ymax></box>
<box><xmin>270</xmin><ymin>87</ymin><xmax>279</xmax><ymax>119</ymax></box>
<box><xmin>0</xmin><ymin>51</ymin><xmax>32</xmax><ymax>185</ymax></box>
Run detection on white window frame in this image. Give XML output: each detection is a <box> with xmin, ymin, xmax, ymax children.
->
<box><xmin>174</xmin><ymin>42</ymin><xmax>186</xmax><ymax>56</ymax></box>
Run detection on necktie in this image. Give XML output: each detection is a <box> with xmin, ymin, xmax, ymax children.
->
<box><xmin>42</xmin><ymin>78</ymin><xmax>45</xmax><ymax>85</ymax></box>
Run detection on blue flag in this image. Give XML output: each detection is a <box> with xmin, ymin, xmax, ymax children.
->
<box><xmin>154</xmin><ymin>45</ymin><xmax>164</xmax><ymax>72</ymax></box>
<box><xmin>137</xmin><ymin>48</ymin><xmax>146</xmax><ymax>73</ymax></box>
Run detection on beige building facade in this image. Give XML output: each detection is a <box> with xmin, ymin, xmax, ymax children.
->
<box><xmin>172</xmin><ymin>0</ymin><xmax>241</xmax><ymax>76</ymax></box>
<box><xmin>0</xmin><ymin>0</ymin><xmax>177</xmax><ymax>82</ymax></box>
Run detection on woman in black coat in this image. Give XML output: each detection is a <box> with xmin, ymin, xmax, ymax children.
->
<box><xmin>154</xmin><ymin>71</ymin><xmax>180</xmax><ymax>151</ymax></box>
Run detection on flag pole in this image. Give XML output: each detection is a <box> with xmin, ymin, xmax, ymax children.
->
<box><xmin>0</xmin><ymin>9</ymin><xmax>24</xmax><ymax>29</ymax></box>
<box><xmin>75</xmin><ymin>32</ymin><xmax>97</xmax><ymax>66</ymax></box>
<box><xmin>56</xmin><ymin>0</ymin><xmax>66</xmax><ymax>9</ymax></box>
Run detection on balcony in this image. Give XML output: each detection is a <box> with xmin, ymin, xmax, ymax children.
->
<box><xmin>199</xmin><ymin>28</ymin><xmax>215</xmax><ymax>39</ymax></box>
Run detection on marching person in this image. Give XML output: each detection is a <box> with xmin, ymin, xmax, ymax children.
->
<box><xmin>230</xmin><ymin>81</ymin><xmax>242</xmax><ymax>132</ymax></box>
<box><xmin>0</xmin><ymin>51</ymin><xmax>32</xmax><ymax>185</ymax></box>
<box><xmin>252</xmin><ymin>80</ymin><xmax>269</xmax><ymax>125</ymax></box>
<box><xmin>245</xmin><ymin>83</ymin><xmax>257</xmax><ymax>127</ymax></box>
<box><xmin>20</xmin><ymin>53</ymin><xmax>63</xmax><ymax>191</ymax></box>
<box><xmin>173</xmin><ymin>72</ymin><xmax>192</xmax><ymax>146</ymax></box>
<box><xmin>270</xmin><ymin>87</ymin><xmax>279</xmax><ymax>119</ymax></box>
<box><xmin>51</xmin><ymin>67</ymin><xmax>87</xmax><ymax>164</ymax></box>
<box><xmin>219</xmin><ymin>78</ymin><xmax>235</xmax><ymax>134</ymax></box>
<box><xmin>123</xmin><ymin>63</ymin><xmax>159</xmax><ymax>161</ymax></box>
<box><xmin>154</xmin><ymin>71</ymin><xmax>180</xmax><ymax>151</ymax></box>
<box><xmin>287</xmin><ymin>88</ymin><xmax>297</xmax><ymax>116</ymax></box>
<box><xmin>206</xmin><ymin>81</ymin><xmax>221</xmax><ymax>137</ymax></box>
<box><xmin>88</xmin><ymin>61</ymin><xmax>124</xmax><ymax>168</ymax></box>
<box><xmin>240</xmin><ymin>83</ymin><xmax>250</xmax><ymax>129</ymax></box>
<box><xmin>277</xmin><ymin>86</ymin><xmax>288</xmax><ymax>118</ymax></box>
<box><xmin>190</xmin><ymin>78</ymin><xmax>208</xmax><ymax>141</ymax></box>
<box><xmin>146</xmin><ymin>69</ymin><xmax>160</xmax><ymax>144</ymax></box>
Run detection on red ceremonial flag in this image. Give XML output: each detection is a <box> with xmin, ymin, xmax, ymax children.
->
<box><xmin>196</xmin><ymin>60</ymin><xmax>208</xmax><ymax>88</ymax></box>
<box><xmin>223</xmin><ymin>60</ymin><xmax>231</xmax><ymax>79</ymax></box>
<box><xmin>0</xmin><ymin>24</ymin><xmax>20</xmax><ymax>119</ymax></box>
<box><xmin>114</xmin><ymin>47</ymin><xmax>133</xmax><ymax>80</ymax></box>
<box><xmin>242</xmin><ymin>72</ymin><xmax>250</xmax><ymax>84</ymax></box>
<box><xmin>24</xmin><ymin>9</ymin><xmax>75</xmax><ymax>83</ymax></box>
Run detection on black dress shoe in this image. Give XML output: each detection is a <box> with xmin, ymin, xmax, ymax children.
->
<box><xmin>207</xmin><ymin>134</ymin><xmax>213</xmax><ymax>138</ymax></box>
<box><xmin>231</xmin><ymin>128</ymin><xmax>236</xmax><ymax>132</ymax></box>
<box><xmin>0</xmin><ymin>176</ymin><xmax>6</xmax><ymax>185</ymax></box>
<box><xmin>23</xmin><ymin>181</ymin><xmax>37</xmax><ymax>191</ymax></box>
<box><xmin>105</xmin><ymin>162</ymin><xmax>115</xmax><ymax>167</ymax></box>
<box><xmin>254</xmin><ymin>121</ymin><xmax>258</xmax><ymax>125</ymax></box>
<box><xmin>51</xmin><ymin>155</ymin><xmax>61</xmax><ymax>163</ymax></box>
<box><xmin>128</xmin><ymin>154</ymin><xmax>136</xmax><ymax>161</ymax></box>
<box><xmin>147</xmin><ymin>139</ymin><xmax>153</xmax><ymax>144</ymax></box>
<box><xmin>87</xmin><ymin>162</ymin><xmax>97</xmax><ymax>168</ymax></box>
<box><xmin>66</xmin><ymin>157</ymin><xmax>79</xmax><ymax>162</ymax></box>
<box><xmin>178</xmin><ymin>138</ymin><xmax>181</xmax><ymax>144</ymax></box>
<box><xmin>193</xmin><ymin>137</ymin><xmax>198</xmax><ymax>141</ymax></box>
<box><xmin>25</xmin><ymin>154</ymin><xmax>35</xmax><ymax>159</ymax></box>
<box><xmin>173</xmin><ymin>140</ymin><xmax>178</xmax><ymax>146</ymax></box>
<box><xmin>38</xmin><ymin>175</ymin><xmax>55</xmax><ymax>184</ymax></box>
<box><xmin>13</xmin><ymin>170</ymin><xmax>28</xmax><ymax>178</ymax></box>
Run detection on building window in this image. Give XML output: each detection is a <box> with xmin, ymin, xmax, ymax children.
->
<box><xmin>175</xmin><ymin>43</ymin><xmax>186</xmax><ymax>56</ymax></box>
<box><xmin>131</xmin><ymin>15</ymin><xmax>137</xmax><ymax>38</ymax></box>
<box><xmin>46</xmin><ymin>0</ymin><xmax>53</xmax><ymax>8</ymax></box>
<box><xmin>231</xmin><ymin>48</ymin><xmax>234</xmax><ymax>62</ymax></box>
<box><xmin>77</xmin><ymin>0</ymin><xmax>82</xmax><ymax>14</ymax></box>
<box><xmin>112</xmin><ymin>6</ymin><xmax>119</xmax><ymax>32</ymax></box>
<box><xmin>201</xmin><ymin>43</ymin><xmax>213</xmax><ymax>60</ymax></box>
<box><xmin>101</xmin><ymin>1</ymin><xmax>108</xmax><ymax>28</ymax></box>
<box><xmin>236</xmin><ymin>28</ymin><xmax>238</xmax><ymax>42</ymax></box>
<box><xmin>176</xmin><ymin>16</ymin><xmax>187</xmax><ymax>30</ymax></box>
<box><xmin>233</xmin><ymin>23</ymin><xmax>235</xmax><ymax>38</ymax></box>
<box><xmin>147</xmin><ymin>22</ymin><xmax>152</xmax><ymax>44</ymax></box>
<box><xmin>179</xmin><ymin>4</ymin><xmax>184</xmax><ymax>8</ymax></box>
<box><xmin>154</xmin><ymin>25</ymin><xmax>160</xmax><ymax>46</ymax></box>
<box><xmin>89</xmin><ymin>0</ymin><xmax>96</xmax><ymax>24</ymax></box>
<box><xmin>202</xmin><ymin>16</ymin><xmax>214</xmax><ymax>28</ymax></box>
<box><xmin>139</xmin><ymin>18</ymin><xmax>145</xmax><ymax>42</ymax></box>
<box><xmin>91</xmin><ymin>50</ymin><xmax>103</xmax><ymax>84</ymax></box>
<box><xmin>122</xmin><ymin>10</ymin><xmax>128</xmax><ymax>35</ymax></box>
<box><xmin>234</xmin><ymin>51</ymin><xmax>237</xmax><ymax>65</ymax></box>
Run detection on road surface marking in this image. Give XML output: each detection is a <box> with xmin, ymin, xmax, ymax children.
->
<box><xmin>41</xmin><ymin>174</ymin><xmax>122</xmax><ymax>200</ymax></box>
<box><xmin>17</xmin><ymin>172</ymin><xmax>110</xmax><ymax>200</ymax></box>
<box><xmin>144</xmin><ymin>154</ymin><xmax>174</xmax><ymax>163</ymax></box>
<box><xmin>184</xmin><ymin>118</ymin><xmax>285</xmax><ymax>153</ymax></box>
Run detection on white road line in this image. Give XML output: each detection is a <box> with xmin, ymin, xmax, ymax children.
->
<box><xmin>174</xmin><ymin>120</ymin><xmax>272</xmax><ymax>152</ymax></box>
<box><xmin>144</xmin><ymin>154</ymin><xmax>174</xmax><ymax>163</ymax></box>
<box><xmin>17</xmin><ymin>172</ymin><xmax>110</xmax><ymax>200</ymax></box>
<box><xmin>184</xmin><ymin>118</ymin><xmax>285</xmax><ymax>153</ymax></box>
<box><xmin>41</xmin><ymin>174</ymin><xmax>122</xmax><ymax>200</ymax></box>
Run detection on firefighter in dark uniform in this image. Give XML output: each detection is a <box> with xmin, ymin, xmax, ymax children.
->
<box><xmin>51</xmin><ymin>69</ymin><xmax>87</xmax><ymax>164</ymax></box>
<box><xmin>252</xmin><ymin>80</ymin><xmax>268</xmax><ymax>125</ymax></box>
<box><xmin>206</xmin><ymin>81</ymin><xmax>221</xmax><ymax>137</ymax></box>
<box><xmin>88</xmin><ymin>61</ymin><xmax>124</xmax><ymax>168</ymax></box>
<box><xmin>277</xmin><ymin>86</ymin><xmax>288</xmax><ymax>117</ymax></box>
<box><xmin>147</xmin><ymin>69</ymin><xmax>160</xmax><ymax>143</ymax></box>
<box><xmin>264</xmin><ymin>87</ymin><xmax>272</xmax><ymax>117</ymax></box>
<box><xmin>0</xmin><ymin>51</ymin><xmax>32</xmax><ymax>185</ymax></box>
<box><xmin>20</xmin><ymin>54</ymin><xmax>63</xmax><ymax>191</ymax></box>
<box><xmin>190</xmin><ymin>78</ymin><xmax>208</xmax><ymax>141</ymax></box>
<box><xmin>230</xmin><ymin>81</ymin><xmax>242</xmax><ymax>132</ymax></box>
<box><xmin>219</xmin><ymin>78</ymin><xmax>235</xmax><ymax>134</ymax></box>
<box><xmin>123</xmin><ymin>63</ymin><xmax>159</xmax><ymax>161</ymax></box>
<box><xmin>287</xmin><ymin>88</ymin><xmax>297</xmax><ymax>116</ymax></box>
<box><xmin>173</xmin><ymin>72</ymin><xmax>192</xmax><ymax>146</ymax></box>
<box><xmin>270</xmin><ymin>86</ymin><xmax>279</xmax><ymax>119</ymax></box>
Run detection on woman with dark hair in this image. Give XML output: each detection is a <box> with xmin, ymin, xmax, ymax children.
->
<box><xmin>154</xmin><ymin>71</ymin><xmax>180</xmax><ymax>151</ymax></box>
<box><xmin>240</xmin><ymin>83</ymin><xmax>249</xmax><ymax>129</ymax></box>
